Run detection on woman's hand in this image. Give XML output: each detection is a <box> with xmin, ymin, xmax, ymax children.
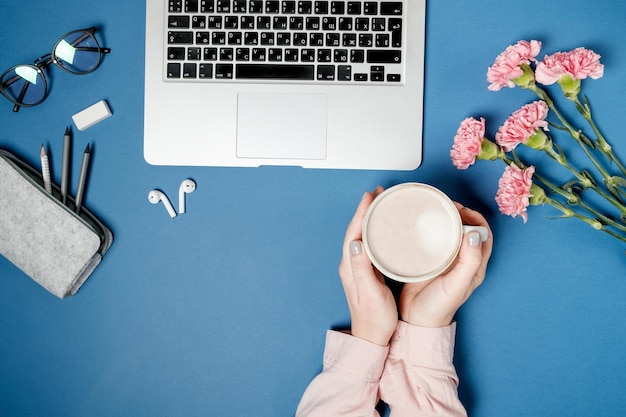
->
<box><xmin>338</xmin><ymin>188</ymin><xmax>398</xmax><ymax>346</ymax></box>
<box><xmin>399</xmin><ymin>204</ymin><xmax>493</xmax><ymax>328</ymax></box>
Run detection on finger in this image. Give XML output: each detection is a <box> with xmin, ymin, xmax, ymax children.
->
<box><xmin>343</xmin><ymin>191</ymin><xmax>374</xmax><ymax>250</ymax></box>
<box><xmin>458</xmin><ymin>206</ymin><xmax>493</xmax><ymax>258</ymax></box>
<box><xmin>339</xmin><ymin>191</ymin><xmax>375</xmax><ymax>290</ymax></box>
<box><xmin>436</xmin><ymin>232</ymin><xmax>485</xmax><ymax>304</ymax></box>
<box><xmin>348</xmin><ymin>240</ymin><xmax>380</xmax><ymax>288</ymax></box>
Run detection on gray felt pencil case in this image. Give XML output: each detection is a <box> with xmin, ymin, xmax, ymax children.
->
<box><xmin>0</xmin><ymin>149</ymin><xmax>113</xmax><ymax>299</ymax></box>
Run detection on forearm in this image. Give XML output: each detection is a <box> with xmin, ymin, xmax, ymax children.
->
<box><xmin>380</xmin><ymin>321</ymin><xmax>467</xmax><ymax>417</ymax></box>
<box><xmin>296</xmin><ymin>330</ymin><xmax>389</xmax><ymax>417</ymax></box>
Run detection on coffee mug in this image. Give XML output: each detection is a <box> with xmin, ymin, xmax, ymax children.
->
<box><xmin>362</xmin><ymin>183</ymin><xmax>488</xmax><ymax>283</ymax></box>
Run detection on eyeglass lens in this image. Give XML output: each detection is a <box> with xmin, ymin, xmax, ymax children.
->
<box><xmin>1</xmin><ymin>66</ymin><xmax>46</xmax><ymax>106</ymax></box>
<box><xmin>1</xmin><ymin>30</ymin><xmax>103</xmax><ymax>107</ymax></box>
<box><xmin>54</xmin><ymin>30</ymin><xmax>103</xmax><ymax>74</ymax></box>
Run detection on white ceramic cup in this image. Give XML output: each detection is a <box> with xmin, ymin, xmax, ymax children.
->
<box><xmin>362</xmin><ymin>183</ymin><xmax>488</xmax><ymax>283</ymax></box>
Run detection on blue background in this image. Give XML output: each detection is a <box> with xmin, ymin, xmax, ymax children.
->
<box><xmin>2</xmin><ymin>1</ymin><xmax>626</xmax><ymax>416</ymax></box>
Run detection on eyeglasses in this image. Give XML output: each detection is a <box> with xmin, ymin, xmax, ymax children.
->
<box><xmin>0</xmin><ymin>27</ymin><xmax>111</xmax><ymax>112</ymax></box>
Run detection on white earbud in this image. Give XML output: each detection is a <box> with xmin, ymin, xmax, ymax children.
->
<box><xmin>178</xmin><ymin>179</ymin><xmax>196</xmax><ymax>214</ymax></box>
<box><xmin>148</xmin><ymin>190</ymin><xmax>177</xmax><ymax>218</ymax></box>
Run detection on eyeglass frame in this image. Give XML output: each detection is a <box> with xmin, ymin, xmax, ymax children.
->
<box><xmin>0</xmin><ymin>27</ymin><xmax>111</xmax><ymax>112</ymax></box>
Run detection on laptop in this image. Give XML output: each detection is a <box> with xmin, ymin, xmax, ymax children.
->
<box><xmin>144</xmin><ymin>0</ymin><xmax>426</xmax><ymax>170</ymax></box>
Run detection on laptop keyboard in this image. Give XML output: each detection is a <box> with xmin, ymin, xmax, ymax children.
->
<box><xmin>165</xmin><ymin>1</ymin><xmax>405</xmax><ymax>83</ymax></box>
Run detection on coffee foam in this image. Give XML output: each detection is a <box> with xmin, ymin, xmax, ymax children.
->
<box><xmin>365</xmin><ymin>186</ymin><xmax>460</xmax><ymax>278</ymax></box>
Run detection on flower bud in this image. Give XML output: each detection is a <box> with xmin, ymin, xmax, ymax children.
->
<box><xmin>477</xmin><ymin>138</ymin><xmax>502</xmax><ymax>161</ymax></box>
<box><xmin>513</xmin><ymin>64</ymin><xmax>537</xmax><ymax>90</ymax></box>
<box><xmin>525</xmin><ymin>129</ymin><xmax>550</xmax><ymax>151</ymax></box>
<box><xmin>529</xmin><ymin>183</ymin><xmax>547</xmax><ymax>205</ymax></box>
<box><xmin>557</xmin><ymin>75</ymin><xmax>581</xmax><ymax>99</ymax></box>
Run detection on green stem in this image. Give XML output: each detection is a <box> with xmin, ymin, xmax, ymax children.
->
<box><xmin>573</xmin><ymin>96</ymin><xmax>626</xmax><ymax>177</ymax></box>
<box><xmin>530</xmin><ymin>86</ymin><xmax>615</xmax><ymax>181</ymax></box>
<box><xmin>546</xmin><ymin>196</ymin><xmax>626</xmax><ymax>243</ymax></box>
<box><xmin>543</xmin><ymin>144</ymin><xmax>626</xmax><ymax>216</ymax></box>
<box><xmin>499</xmin><ymin>156</ymin><xmax>626</xmax><ymax>238</ymax></box>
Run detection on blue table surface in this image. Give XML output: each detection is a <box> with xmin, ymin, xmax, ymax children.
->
<box><xmin>2</xmin><ymin>1</ymin><xmax>626</xmax><ymax>416</ymax></box>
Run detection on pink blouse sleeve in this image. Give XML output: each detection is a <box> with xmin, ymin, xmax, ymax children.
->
<box><xmin>380</xmin><ymin>321</ymin><xmax>468</xmax><ymax>417</ymax></box>
<box><xmin>296</xmin><ymin>330</ymin><xmax>389</xmax><ymax>417</ymax></box>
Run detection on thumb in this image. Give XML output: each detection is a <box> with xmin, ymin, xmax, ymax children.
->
<box><xmin>445</xmin><ymin>231</ymin><xmax>485</xmax><ymax>289</ymax></box>
<box><xmin>349</xmin><ymin>241</ymin><xmax>381</xmax><ymax>287</ymax></box>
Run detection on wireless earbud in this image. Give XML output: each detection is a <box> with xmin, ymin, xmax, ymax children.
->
<box><xmin>148</xmin><ymin>190</ymin><xmax>177</xmax><ymax>218</ymax></box>
<box><xmin>178</xmin><ymin>179</ymin><xmax>196</xmax><ymax>214</ymax></box>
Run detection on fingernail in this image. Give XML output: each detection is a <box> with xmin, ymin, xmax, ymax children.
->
<box><xmin>350</xmin><ymin>241</ymin><xmax>362</xmax><ymax>256</ymax></box>
<box><xmin>468</xmin><ymin>232</ymin><xmax>481</xmax><ymax>247</ymax></box>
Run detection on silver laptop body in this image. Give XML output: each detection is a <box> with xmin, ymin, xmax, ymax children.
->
<box><xmin>144</xmin><ymin>0</ymin><xmax>425</xmax><ymax>170</ymax></box>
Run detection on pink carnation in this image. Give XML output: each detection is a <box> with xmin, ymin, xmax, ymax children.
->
<box><xmin>535</xmin><ymin>47</ymin><xmax>604</xmax><ymax>85</ymax></box>
<box><xmin>487</xmin><ymin>40</ymin><xmax>542</xmax><ymax>91</ymax></box>
<box><xmin>495</xmin><ymin>101</ymin><xmax>549</xmax><ymax>152</ymax></box>
<box><xmin>495</xmin><ymin>164</ymin><xmax>535</xmax><ymax>223</ymax></box>
<box><xmin>450</xmin><ymin>117</ymin><xmax>485</xmax><ymax>169</ymax></box>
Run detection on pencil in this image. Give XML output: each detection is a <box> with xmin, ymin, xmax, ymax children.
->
<box><xmin>74</xmin><ymin>143</ymin><xmax>91</xmax><ymax>214</ymax></box>
<box><xmin>61</xmin><ymin>127</ymin><xmax>71</xmax><ymax>205</ymax></box>
<box><xmin>40</xmin><ymin>145</ymin><xmax>52</xmax><ymax>194</ymax></box>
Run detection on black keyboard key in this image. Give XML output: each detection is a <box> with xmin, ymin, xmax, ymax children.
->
<box><xmin>168</xmin><ymin>47</ymin><xmax>186</xmax><ymax>60</ymax></box>
<box><xmin>315</xmin><ymin>1</ymin><xmax>329</xmax><ymax>14</ymax></box>
<box><xmin>220</xmin><ymin>47</ymin><xmax>234</xmax><ymax>60</ymax></box>
<box><xmin>185</xmin><ymin>0</ymin><xmax>198</xmax><ymax>13</ymax></box>
<box><xmin>251</xmin><ymin>47</ymin><xmax>266</xmax><ymax>60</ymax></box>
<box><xmin>317</xmin><ymin>65</ymin><xmax>335</xmax><ymax>80</ymax></box>
<box><xmin>387</xmin><ymin>74</ymin><xmax>401</xmax><ymax>82</ymax></box>
<box><xmin>330</xmin><ymin>1</ymin><xmax>345</xmax><ymax>14</ymax></box>
<box><xmin>363</xmin><ymin>1</ymin><xmax>377</xmax><ymax>15</ymax></box>
<box><xmin>233</xmin><ymin>0</ymin><xmax>247</xmax><ymax>12</ymax></box>
<box><xmin>167</xmin><ymin>63</ymin><xmax>181</xmax><ymax>78</ymax></box>
<box><xmin>199</xmin><ymin>63</ymin><xmax>213</xmax><ymax>78</ymax></box>
<box><xmin>338</xmin><ymin>65</ymin><xmax>351</xmax><ymax>81</ymax></box>
<box><xmin>266</xmin><ymin>1</ymin><xmax>280</xmax><ymax>13</ymax></box>
<box><xmin>249</xmin><ymin>1</ymin><xmax>263</xmax><ymax>13</ymax></box>
<box><xmin>188</xmin><ymin>47</ymin><xmax>201</xmax><ymax>60</ymax></box>
<box><xmin>168</xmin><ymin>31</ymin><xmax>194</xmax><ymax>44</ymax></box>
<box><xmin>192</xmin><ymin>16</ymin><xmax>206</xmax><ymax>29</ymax></box>
<box><xmin>298</xmin><ymin>1</ymin><xmax>313</xmax><ymax>14</ymax></box>
<box><xmin>204</xmin><ymin>47</ymin><xmax>218</xmax><ymax>60</ymax></box>
<box><xmin>293</xmin><ymin>33</ymin><xmax>308</xmax><ymax>46</ymax></box>
<box><xmin>370</xmin><ymin>65</ymin><xmax>384</xmax><ymax>81</ymax></box>
<box><xmin>285</xmin><ymin>48</ymin><xmax>299</xmax><ymax>61</ymax></box>
<box><xmin>375</xmin><ymin>34</ymin><xmax>390</xmax><ymax>48</ymax></box>
<box><xmin>183</xmin><ymin>63</ymin><xmax>197</xmax><ymax>78</ymax></box>
<box><xmin>216</xmin><ymin>0</ymin><xmax>231</xmax><ymax>12</ymax></box>
<box><xmin>389</xmin><ymin>18</ymin><xmax>402</xmax><ymax>47</ymax></box>
<box><xmin>215</xmin><ymin>63</ymin><xmax>234</xmax><ymax>78</ymax></box>
<box><xmin>350</xmin><ymin>49</ymin><xmax>364</xmax><ymax>63</ymax></box>
<box><xmin>169</xmin><ymin>0</ymin><xmax>183</xmax><ymax>12</ymax></box>
<box><xmin>168</xmin><ymin>15</ymin><xmax>190</xmax><ymax>28</ymax></box>
<box><xmin>354</xmin><ymin>73</ymin><xmax>368</xmax><ymax>81</ymax></box>
<box><xmin>201</xmin><ymin>0</ymin><xmax>215</xmax><ymax>12</ymax></box>
<box><xmin>380</xmin><ymin>2</ymin><xmax>402</xmax><ymax>15</ymax></box>
<box><xmin>282</xmin><ymin>1</ymin><xmax>296</xmax><ymax>13</ymax></box>
<box><xmin>268</xmin><ymin>48</ymin><xmax>283</xmax><ymax>61</ymax></box>
<box><xmin>236</xmin><ymin>47</ymin><xmax>250</xmax><ymax>61</ymax></box>
<box><xmin>236</xmin><ymin>64</ymin><xmax>315</xmax><ymax>80</ymax></box>
<box><xmin>346</xmin><ymin>1</ymin><xmax>361</xmax><ymax>14</ymax></box>
<box><xmin>306</xmin><ymin>16</ymin><xmax>320</xmax><ymax>30</ymax></box>
<box><xmin>367</xmin><ymin>50</ymin><xmax>401</xmax><ymax>63</ymax></box>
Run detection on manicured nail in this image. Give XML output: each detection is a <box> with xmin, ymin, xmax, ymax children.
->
<box><xmin>350</xmin><ymin>241</ymin><xmax>362</xmax><ymax>256</ymax></box>
<box><xmin>468</xmin><ymin>232</ymin><xmax>481</xmax><ymax>247</ymax></box>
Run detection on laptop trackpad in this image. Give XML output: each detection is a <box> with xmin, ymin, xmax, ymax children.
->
<box><xmin>236</xmin><ymin>93</ymin><xmax>328</xmax><ymax>160</ymax></box>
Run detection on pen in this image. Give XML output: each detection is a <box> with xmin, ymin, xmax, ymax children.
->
<box><xmin>40</xmin><ymin>144</ymin><xmax>52</xmax><ymax>194</ymax></box>
<box><xmin>74</xmin><ymin>143</ymin><xmax>91</xmax><ymax>214</ymax></box>
<box><xmin>61</xmin><ymin>126</ymin><xmax>71</xmax><ymax>205</ymax></box>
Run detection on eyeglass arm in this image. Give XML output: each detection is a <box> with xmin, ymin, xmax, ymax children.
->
<box><xmin>12</xmin><ymin>81</ymin><xmax>29</xmax><ymax>112</ymax></box>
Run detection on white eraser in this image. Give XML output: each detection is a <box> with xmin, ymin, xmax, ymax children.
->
<box><xmin>72</xmin><ymin>100</ymin><xmax>112</xmax><ymax>131</ymax></box>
